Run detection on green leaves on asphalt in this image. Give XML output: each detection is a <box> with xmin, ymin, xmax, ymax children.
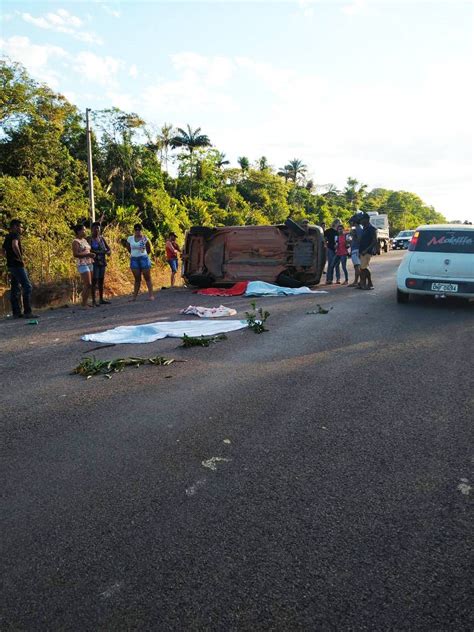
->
<box><xmin>72</xmin><ymin>355</ymin><xmax>177</xmax><ymax>378</ymax></box>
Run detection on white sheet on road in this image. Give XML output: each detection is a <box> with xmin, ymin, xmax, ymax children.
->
<box><xmin>81</xmin><ymin>319</ymin><xmax>247</xmax><ymax>344</ymax></box>
<box><xmin>244</xmin><ymin>281</ymin><xmax>328</xmax><ymax>296</ymax></box>
<box><xmin>180</xmin><ymin>305</ymin><xmax>237</xmax><ymax>318</ymax></box>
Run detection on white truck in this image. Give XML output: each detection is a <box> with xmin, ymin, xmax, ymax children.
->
<box><xmin>368</xmin><ymin>212</ymin><xmax>390</xmax><ymax>254</ymax></box>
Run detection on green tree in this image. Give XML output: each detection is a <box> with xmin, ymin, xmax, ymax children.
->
<box><xmin>171</xmin><ymin>125</ymin><xmax>211</xmax><ymax>196</ymax></box>
<box><xmin>237</xmin><ymin>156</ymin><xmax>250</xmax><ymax>172</ymax></box>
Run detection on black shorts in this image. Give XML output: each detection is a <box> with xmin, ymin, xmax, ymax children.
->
<box><xmin>93</xmin><ymin>264</ymin><xmax>106</xmax><ymax>280</ymax></box>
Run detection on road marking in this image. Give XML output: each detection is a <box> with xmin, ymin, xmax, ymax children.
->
<box><xmin>201</xmin><ymin>456</ymin><xmax>232</xmax><ymax>471</ymax></box>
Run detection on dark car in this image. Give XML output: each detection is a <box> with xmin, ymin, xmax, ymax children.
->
<box><xmin>392</xmin><ymin>230</ymin><xmax>415</xmax><ymax>250</ymax></box>
<box><xmin>182</xmin><ymin>219</ymin><xmax>326</xmax><ymax>287</ymax></box>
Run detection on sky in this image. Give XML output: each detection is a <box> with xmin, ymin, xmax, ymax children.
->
<box><xmin>1</xmin><ymin>0</ymin><xmax>473</xmax><ymax>222</ymax></box>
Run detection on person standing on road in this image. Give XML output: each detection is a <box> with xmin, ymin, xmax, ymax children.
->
<box><xmin>165</xmin><ymin>232</ymin><xmax>181</xmax><ymax>287</ymax></box>
<box><xmin>126</xmin><ymin>223</ymin><xmax>154</xmax><ymax>301</ymax></box>
<box><xmin>1</xmin><ymin>219</ymin><xmax>38</xmax><ymax>319</ymax></box>
<box><xmin>89</xmin><ymin>221</ymin><xmax>111</xmax><ymax>306</ymax></box>
<box><xmin>324</xmin><ymin>218</ymin><xmax>341</xmax><ymax>285</ymax></box>
<box><xmin>72</xmin><ymin>224</ymin><xmax>95</xmax><ymax>308</ymax></box>
<box><xmin>349</xmin><ymin>221</ymin><xmax>363</xmax><ymax>287</ymax></box>
<box><xmin>358</xmin><ymin>213</ymin><xmax>378</xmax><ymax>290</ymax></box>
<box><xmin>334</xmin><ymin>224</ymin><xmax>349</xmax><ymax>284</ymax></box>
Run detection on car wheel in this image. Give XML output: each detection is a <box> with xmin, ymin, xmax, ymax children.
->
<box><xmin>187</xmin><ymin>274</ymin><xmax>215</xmax><ymax>288</ymax></box>
<box><xmin>284</xmin><ymin>218</ymin><xmax>306</xmax><ymax>237</ymax></box>
<box><xmin>397</xmin><ymin>289</ymin><xmax>410</xmax><ymax>303</ymax></box>
<box><xmin>277</xmin><ymin>273</ymin><xmax>304</xmax><ymax>288</ymax></box>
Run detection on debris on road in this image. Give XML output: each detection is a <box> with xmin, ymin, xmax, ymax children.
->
<box><xmin>180</xmin><ymin>333</ymin><xmax>227</xmax><ymax>348</ymax></box>
<box><xmin>457</xmin><ymin>479</ymin><xmax>471</xmax><ymax>496</ymax></box>
<box><xmin>72</xmin><ymin>355</ymin><xmax>178</xmax><ymax>379</ymax></box>
<box><xmin>245</xmin><ymin>301</ymin><xmax>270</xmax><ymax>333</ymax></box>
<box><xmin>180</xmin><ymin>305</ymin><xmax>237</xmax><ymax>318</ymax></box>
<box><xmin>201</xmin><ymin>457</ymin><xmax>232</xmax><ymax>471</ymax></box>
<box><xmin>306</xmin><ymin>304</ymin><xmax>334</xmax><ymax>315</ymax></box>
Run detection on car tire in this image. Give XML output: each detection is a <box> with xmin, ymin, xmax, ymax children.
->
<box><xmin>277</xmin><ymin>273</ymin><xmax>304</xmax><ymax>288</ymax></box>
<box><xmin>187</xmin><ymin>274</ymin><xmax>215</xmax><ymax>288</ymax></box>
<box><xmin>284</xmin><ymin>218</ymin><xmax>306</xmax><ymax>237</ymax></box>
<box><xmin>397</xmin><ymin>289</ymin><xmax>410</xmax><ymax>303</ymax></box>
<box><xmin>189</xmin><ymin>226</ymin><xmax>214</xmax><ymax>238</ymax></box>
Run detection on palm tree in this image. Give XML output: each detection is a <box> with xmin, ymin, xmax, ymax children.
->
<box><xmin>258</xmin><ymin>156</ymin><xmax>269</xmax><ymax>171</ymax></box>
<box><xmin>278</xmin><ymin>166</ymin><xmax>291</xmax><ymax>182</ymax></box>
<box><xmin>238</xmin><ymin>156</ymin><xmax>250</xmax><ymax>172</ymax></box>
<box><xmin>285</xmin><ymin>158</ymin><xmax>307</xmax><ymax>184</ymax></box>
<box><xmin>158</xmin><ymin>123</ymin><xmax>174</xmax><ymax>172</ymax></box>
<box><xmin>171</xmin><ymin>124</ymin><xmax>211</xmax><ymax>196</ymax></box>
<box><xmin>344</xmin><ymin>177</ymin><xmax>368</xmax><ymax>211</ymax></box>
<box><xmin>322</xmin><ymin>183</ymin><xmax>341</xmax><ymax>199</ymax></box>
<box><xmin>216</xmin><ymin>152</ymin><xmax>230</xmax><ymax>169</ymax></box>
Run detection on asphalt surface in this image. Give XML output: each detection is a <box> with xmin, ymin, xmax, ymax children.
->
<box><xmin>1</xmin><ymin>252</ymin><xmax>473</xmax><ymax>631</ymax></box>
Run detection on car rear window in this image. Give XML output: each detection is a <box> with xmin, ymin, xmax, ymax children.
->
<box><xmin>411</xmin><ymin>230</ymin><xmax>474</xmax><ymax>253</ymax></box>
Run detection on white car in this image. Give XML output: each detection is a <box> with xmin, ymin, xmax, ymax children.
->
<box><xmin>396</xmin><ymin>224</ymin><xmax>474</xmax><ymax>303</ymax></box>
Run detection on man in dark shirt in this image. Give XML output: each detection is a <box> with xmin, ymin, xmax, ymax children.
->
<box><xmin>324</xmin><ymin>219</ymin><xmax>341</xmax><ymax>284</ymax></box>
<box><xmin>1</xmin><ymin>219</ymin><xmax>37</xmax><ymax>318</ymax></box>
<box><xmin>358</xmin><ymin>213</ymin><xmax>378</xmax><ymax>290</ymax></box>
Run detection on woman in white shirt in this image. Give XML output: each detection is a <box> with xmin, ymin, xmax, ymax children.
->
<box><xmin>126</xmin><ymin>223</ymin><xmax>154</xmax><ymax>301</ymax></box>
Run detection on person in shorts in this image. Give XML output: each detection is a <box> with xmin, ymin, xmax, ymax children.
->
<box><xmin>89</xmin><ymin>221</ymin><xmax>111</xmax><ymax>306</ymax></box>
<box><xmin>126</xmin><ymin>223</ymin><xmax>154</xmax><ymax>301</ymax></box>
<box><xmin>72</xmin><ymin>224</ymin><xmax>95</xmax><ymax>308</ymax></box>
<box><xmin>1</xmin><ymin>219</ymin><xmax>37</xmax><ymax>318</ymax></box>
<box><xmin>165</xmin><ymin>232</ymin><xmax>181</xmax><ymax>287</ymax></box>
<box><xmin>358</xmin><ymin>213</ymin><xmax>378</xmax><ymax>290</ymax></box>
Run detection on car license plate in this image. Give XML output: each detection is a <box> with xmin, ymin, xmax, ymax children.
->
<box><xmin>431</xmin><ymin>282</ymin><xmax>458</xmax><ymax>292</ymax></box>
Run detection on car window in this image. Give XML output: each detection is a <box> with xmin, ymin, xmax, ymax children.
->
<box><xmin>398</xmin><ymin>231</ymin><xmax>412</xmax><ymax>237</ymax></box>
<box><xmin>410</xmin><ymin>230</ymin><xmax>474</xmax><ymax>253</ymax></box>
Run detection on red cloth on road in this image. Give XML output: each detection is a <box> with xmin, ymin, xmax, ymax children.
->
<box><xmin>196</xmin><ymin>281</ymin><xmax>249</xmax><ymax>296</ymax></box>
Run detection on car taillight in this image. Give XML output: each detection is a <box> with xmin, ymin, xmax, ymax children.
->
<box><xmin>408</xmin><ymin>231</ymin><xmax>419</xmax><ymax>251</ymax></box>
<box><xmin>407</xmin><ymin>279</ymin><xmax>417</xmax><ymax>287</ymax></box>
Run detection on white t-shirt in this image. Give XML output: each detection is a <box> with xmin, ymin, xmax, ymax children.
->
<box><xmin>127</xmin><ymin>235</ymin><xmax>148</xmax><ymax>258</ymax></box>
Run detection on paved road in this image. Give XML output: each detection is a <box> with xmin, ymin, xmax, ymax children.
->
<box><xmin>1</xmin><ymin>252</ymin><xmax>472</xmax><ymax>631</ymax></box>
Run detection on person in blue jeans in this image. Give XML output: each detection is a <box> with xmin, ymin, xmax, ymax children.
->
<box><xmin>324</xmin><ymin>218</ymin><xmax>341</xmax><ymax>284</ymax></box>
<box><xmin>334</xmin><ymin>224</ymin><xmax>349</xmax><ymax>284</ymax></box>
<box><xmin>1</xmin><ymin>219</ymin><xmax>37</xmax><ymax>318</ymax></box>
<box><xmin>126</xmin><ymin>223</ymin><xmax>154</xmax><ymax>301</ymax></box>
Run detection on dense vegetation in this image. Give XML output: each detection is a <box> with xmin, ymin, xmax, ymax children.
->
<box><xmin>1</xmin><ymin>59</ymin><xmax>447</xmax><ymax>295</ymax></box>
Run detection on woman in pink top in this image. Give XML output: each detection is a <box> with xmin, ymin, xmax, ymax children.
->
<box><xmin>334</xmin><ymin>224</ymin><xmax>349</xmax><ymax>284</ymax></box>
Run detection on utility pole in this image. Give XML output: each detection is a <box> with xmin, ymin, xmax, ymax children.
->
<box><xmin>85</xmin><ymin>108</ymin><xmax>95</xmax><ymax>224</ymax></box>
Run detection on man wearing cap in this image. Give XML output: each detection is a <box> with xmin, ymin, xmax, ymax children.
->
<box><xmin>358</xmin><ymin>213</ymin><xmax>378</xmax><ymax>289</ymax></box>
<box><xmin>165</xmin><ymin>232</ymin><xmax>181</xmax><ymax>287</ymax></box>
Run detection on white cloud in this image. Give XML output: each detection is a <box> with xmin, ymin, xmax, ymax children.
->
<box><xmin>102</xmin><ymin>5</ymin><xmax>121</xmax><ymax>19</ymax></box>
<box><xmin>74</xmin><ymin>52</ymin><xmax>123</xmax><ymax>87</ymax></box>
<box><xmin>20</xmin><ymin>9</ymin><xmax>102</xmax><ymax>45</ymax></box>
<box><xmin>341</xmin><ymin>0</ymin><xmax>368</xmax><ymax>16</ymax></box>
<box><xmin>0</xmin><ymin>35</ymin><xmax>67</xmax><ymax>88</ymax></box>
<box><xmin>129</xmin><ymin>64</ymin><xmax>138</xmax><ymax>78</ymax></box>
<box><xmin>142</xmin><ymin>53</ymin><xmax>238</xmax><ymax>116</ymax></box>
